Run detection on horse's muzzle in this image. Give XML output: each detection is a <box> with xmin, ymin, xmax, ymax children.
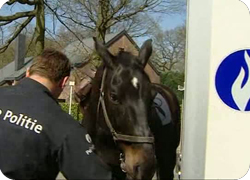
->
<box><xmin>120</xmin><ymin>143</ymin><xmax>156</xmax><ymax>180</ymax></box>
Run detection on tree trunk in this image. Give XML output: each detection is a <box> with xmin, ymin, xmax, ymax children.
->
<box><xmin>96</xmin><ymin>0</ymin><xmax>110</xmax><ymax>43</ymax></box>
<box><xmin>34</xmin><ymin>0</ymin><xmax>45</xmax><ymax>56</ymax></box>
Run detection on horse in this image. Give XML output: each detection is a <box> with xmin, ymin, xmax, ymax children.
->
<box><xmin>75</xmin><ymin>38</ymin><xmax>181</xmax><ymax>180</ymax></box>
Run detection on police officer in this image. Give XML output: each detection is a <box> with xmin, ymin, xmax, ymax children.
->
<box><xmin>0</xmin><ymin>49</ymin><xmax>111</xmax><ymax>180</ymax></box>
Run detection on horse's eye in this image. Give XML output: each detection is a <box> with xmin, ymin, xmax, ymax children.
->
<box><xmin>110</xmin><ymin>92</ymin><xmax>119</xmax><ymax>104</ymax></box>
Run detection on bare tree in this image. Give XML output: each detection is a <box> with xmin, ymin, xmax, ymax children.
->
<box><xmin>0</xmin><ymin>0</ymin><xmax>45</xmax><ymax>55</ymax></box>
<box><xmin>51</xmin><ymin>0</ymin><xmax>185</xmax><ymax>42</ymax></box>
<box><xmin>110</xmin><ymin>13</ymin><xmax>156</xmax><ymax>38</ymax></box>
<box><xmin>152</xmin><ymin>0</ymin><xmax>186</xmax><ymax>14</ymax></box>
<box><xmin>151</xmin><ymin>25</ymin><xmax>186</xmax><ymax>72</ymax></box>
<box><xmin>0</xmin><ymin>26</ymin><xmax>4</xmax><ymax>45</ymax></box>
<box><xmin>0</xmin><ymin>0</ymin><xmax>185</xmax><ymax>60</ymax></box>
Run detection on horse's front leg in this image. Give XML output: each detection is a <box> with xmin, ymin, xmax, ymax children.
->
<box><xmin>154</xmin><ymin>123</ymin><xmax>179</xmax><ymax>180</ymax></box>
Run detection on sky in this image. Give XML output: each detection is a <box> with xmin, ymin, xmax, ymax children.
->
<box><xmin>160</xmin><ymin>14</ymin><xmax>186</xmax><ymax>30</ymax></box>
<box><xmin>137</xmin><ymin>12</ymin><xmax>186</xmax><ymax>46</ymax></box>
<box><xmin>0</xmin><ymin>0</ymin><xmax>186</xmax><ymax>46</ymax></box>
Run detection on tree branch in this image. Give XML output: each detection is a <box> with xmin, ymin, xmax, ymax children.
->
<box><xmin>6</xmin><ymin>0</ymin><xmax>16</xmax><ymax>5</ymax></box>
<box><xmin>77</xmin><ymin>0</ymin><xmax>97</xmax><ymax>24</ymax></box>
<box><xmin>44</xmin><ymin>1</ymin><xmax>90</xmax><ymax>54</ymax></box>
<box><xmin>108</xmin><ymin>0</ymin><xmax>128</xmax><ymax>20</ymax></box>
<box><xmin>0</xmin><ymin>16</ymin><xmax>34</xmax><ymax>53</ymax></box>
<box><xmin>45</xmin><ymin>28</ymin><xmax>64</xmax><ymax>49</ymax></box>
<box><xmin>107</xmin><ymin>2</ymin><xmax>152</xmax><ymax>28</ymax></box>
<box><xmin>0</xmin><ymin>21</ymin><xmax>13</xmax><ymax>26</ymax></box>
<box><xmin>0</xmin><ymin>10</ymin><xmax>36</xmax><ymax>21</ymax></box>
<box><xmin>0</xmin><ymin>26</ymin><xmax>4</xmax><ymax>45</ymax></box>
<box><xmin>60</xmin><ymin>14</ymin><xmax>95</xmax><ymax>30</ymax></box>
<box><xmin>7</xmin><ymin>0</ymin><xmax>37</xmax><ymax>5</ymax></box>
<box><xmin>25</xmin><ymin>30</ymin><xmax>35</xmax><ymax>56</ymax></box>
<box><xmin>17</xmin><ymin>0</ymin><xmax>37</xmax><ymax>5</ymax></box>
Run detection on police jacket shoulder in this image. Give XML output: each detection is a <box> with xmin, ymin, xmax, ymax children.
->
<box><xmin>0</xmin><ymin>78</ymin><xmax>80</xmax><ymax>147</ymax></box>
<box><xmin>0</xmin><ymin>78</ymin><xmax>111</xmax><ymax>180</ymax></box>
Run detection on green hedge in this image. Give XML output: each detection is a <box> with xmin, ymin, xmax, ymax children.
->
<box><xmin>60</xmin><ymin>102</ymin><xmax>83</xmax><ymax>121</ymax></box>
<box><xmin>160</xmin><ymin>71</ymin><xmax>185</xmax><ymax>103</ymax></box>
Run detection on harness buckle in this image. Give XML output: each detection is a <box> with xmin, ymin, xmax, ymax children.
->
<box><xmin>120</xmin><ymin>153</ymin><xmax>127</xmax><ymax>173</ymax></box>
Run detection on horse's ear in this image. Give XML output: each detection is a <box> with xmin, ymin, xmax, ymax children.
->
<box><xmin>138</xmin><ymin>39</ymin><xmax>153</xmax><ymax>68</ymax></box>
<box><xmin>93</xmin><ymin>37</ymin><xmax>115</xmax><ymax>68</ymax></box>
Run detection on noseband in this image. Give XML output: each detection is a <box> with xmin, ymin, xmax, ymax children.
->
<box><xmin>97</xmin><ymin>68</ymin><xmax>154</xmax><ymax>144</ymax></box>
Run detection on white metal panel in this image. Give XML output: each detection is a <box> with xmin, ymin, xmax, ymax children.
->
<box><xmin>181</xmin><ymin>0</ymin><xmax>213</xmax><ymax>179</ymax></box>
<box><xmin>206</xmin><ymin>0</ymin><xmax>250</xmax><ymax>178</ymax></box>
<box><xmin>183</xmin><ymin>0</ymin><xmax>250</xmax><ymax>179</ymax></box>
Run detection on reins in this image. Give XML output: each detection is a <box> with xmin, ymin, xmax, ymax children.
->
<box><xmin>97</xmin><ymin>68</ymin><xmax>154</xmax><ymax>144</ymax></box>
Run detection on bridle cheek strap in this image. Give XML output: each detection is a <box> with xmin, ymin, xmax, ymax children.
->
<box><xmin>97</xmin><ymin>68</ymin><xmax>154</xmax><ymax>144</ymax></box>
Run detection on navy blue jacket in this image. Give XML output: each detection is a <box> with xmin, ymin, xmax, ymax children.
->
<box><xmin>0</xmin><ymin>78</ymin><xmax>111</xmax><ymax>180</ymax></box>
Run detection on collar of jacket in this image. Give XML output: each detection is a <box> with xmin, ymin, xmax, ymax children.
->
<box><xmin>17</xmin><ymin>77</ymin><xmax>58</xmax><ymax>103</ymax></box>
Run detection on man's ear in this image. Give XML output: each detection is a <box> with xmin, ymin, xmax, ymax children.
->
<box><xmin>26</xmin><ymin>68</ymin><xmax>30</xmax><ymax>77</ymax></box>
<box><xmin>59</xmin><ymin>76</ymin><xmax>69</xmax><ymax>88</ymax></box>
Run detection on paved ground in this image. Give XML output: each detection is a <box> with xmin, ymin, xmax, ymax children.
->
<box><xmin>56</xmin><ymin>172</ymin><xmax>158</xmax><ymax>180</ymax></box>
<box><xmin>55</xmin><ymin>170</ymin><xmax>178</xmax><ymax>180</ymax></box>
<box><xmin>56</xmin><ymin>172</ymin><xmax>66</xmax><ymax>180</ymax></box>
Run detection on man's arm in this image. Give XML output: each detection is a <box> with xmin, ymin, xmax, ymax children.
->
<box><xmin>58</xmin><ymin>124</ymin><xmax>111</xmax><ymax>180</ymax></box>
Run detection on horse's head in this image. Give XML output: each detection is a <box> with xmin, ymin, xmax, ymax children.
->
<box><xmin>94</xmin><ymin>38</ymin><xmax>156</xmax><ymax>180</ymax></box>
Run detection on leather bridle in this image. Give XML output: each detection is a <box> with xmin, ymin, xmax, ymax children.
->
<box><xmin>97</xmin><ymin>68</ymin><xmax>154</xmax><ymax>144</ymax></box>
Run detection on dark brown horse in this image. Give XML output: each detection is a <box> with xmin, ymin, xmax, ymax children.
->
<box><xmin>75</xmin><ymin>38</ymin><xmax>180</xmax><ymax>180</ymax></box>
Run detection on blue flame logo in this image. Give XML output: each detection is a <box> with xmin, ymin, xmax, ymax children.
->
<box><xmin>215</xmin><ymin>49</ymin><xmax>250</xmax><ymax>111</ymax></box>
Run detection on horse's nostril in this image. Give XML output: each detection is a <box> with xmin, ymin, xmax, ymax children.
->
<box><xmin>134</xmin><ymin>164</ymin><xmax>140</xmax><ymax>174</ymax></box>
